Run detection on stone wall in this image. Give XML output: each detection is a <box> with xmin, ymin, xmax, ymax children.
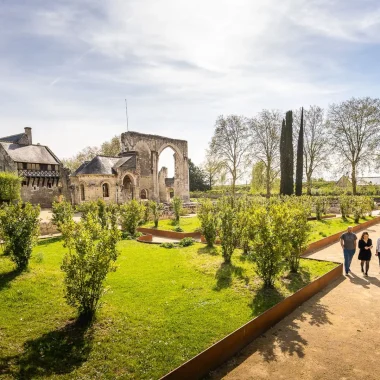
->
<box><xmin>0</xmin><ymin>144</ymin><xmax>17</xmax><ymax>172</ymax></box>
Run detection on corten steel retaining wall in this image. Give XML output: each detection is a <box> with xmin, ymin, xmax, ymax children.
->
<box><xmin>137</xmin><ymin>227</ymin><xmax>201</xmax><ymax>240</ymax></box>
<box><xmin>161</xmin><ymin>262</ymin><xmax>343</xmax><ymax>380</ymax></box>
<box><xmin>303</xmin><ymin>216</ymin><xmax>380</xmax><ymax>255</ymax></box>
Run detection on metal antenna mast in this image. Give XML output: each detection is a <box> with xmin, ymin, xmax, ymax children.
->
<box><xmin>125</xmin><ymin>99</ymin><xmax>129</xmax><ymax>131</ymax></box>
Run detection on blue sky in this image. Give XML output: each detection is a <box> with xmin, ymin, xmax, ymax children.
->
<box><xmin>1</xmin><ymin>0</ymin><xmax>380</xmax><ymax>177</ymax></box>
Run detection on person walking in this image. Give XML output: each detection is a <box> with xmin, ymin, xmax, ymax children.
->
<box><xmin>358</xmin><ymin>231</ymin><xmax>373</xmax><ymax>276</ymax></box>
<box><xmin>376</xmin><ymin>237</ymin><xmax>380</xmax><ymax>273</ymax></box>
<box><xmin>340</xmin><ymin>226</ymin><xmax>357</xmax><ymax>275</ymax></box>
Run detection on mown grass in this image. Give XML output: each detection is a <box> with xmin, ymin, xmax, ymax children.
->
<box><xmin>308</xmin><ymin>216</ymin><xmax>375</xmax><ymax>243</ymax></box>
<box><xmin>0</xmin><ymin>239</ymin><xmax>336</xmax><ymax>379</ymax></box>
<box><xmin>141</xmin><ymin>216</ymin><xmax>201</xmax><ymax>232</ymax></box>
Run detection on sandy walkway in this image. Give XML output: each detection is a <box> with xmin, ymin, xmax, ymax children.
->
<box><xmin>210</xmin><ymin>223</ymin><xmax>380</xmax><ymax>380</ymax></box>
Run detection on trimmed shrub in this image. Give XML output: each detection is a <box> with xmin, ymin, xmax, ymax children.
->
<box><xmin>179</xmin><ymin>237</ymin><xmax>195</xmax><ymax>247</ymax></box>
<box><xmin>160</xmin><ymin>242</ymin><xmax>175</xmax><ymax>249</ymax></box>
<box><xmin>198</xmin><ymin>199</ymin><xmax>218</xmax><ymax>247</ymax></box>
<box><xmin>120</xmin><ymin>200</ymin><xmax>144</xmax><ymax>236</ymax></box>
<box><xmin>0</xmin><ymin>202</ymin><xmax>40</xmax><ymax>270</ymax></box>
<box><xmin>0</xmin><ymin>172</ymin><xmax>21</xmax><ymax>203</ymax></box>
<box><xmin>172</xmin><ymin>196</ymin><xmax>182</xmax><ymax>224</ymax></box>
<box><xmin>52</xmin><ymin>199</ymin><xmax>74</xmax><ymax>232</ymax></box>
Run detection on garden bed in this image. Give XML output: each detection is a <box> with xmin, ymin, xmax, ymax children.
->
<box><xmin>0</xmin><ymin>239</ymin><xmax>337</xmax><ymax>379</ymax></box>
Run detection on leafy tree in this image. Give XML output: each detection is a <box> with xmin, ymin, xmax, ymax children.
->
<box><xmin>120</xmin><ymin>200</ymin><xmax>144</xmax><ymax>236</ymax></box>
<box><xmin>62</xmin><ymin>135</ymin><xmax>121</xmax><ymax>172</ymax></box>
<box><xmin>249</xmin><ymin>109</ymin><xmax>281</xmax><ymax>197</ymax></box>
<box><xmin>249</xmin><ymin>203</ymin><xmax>289</xmax><ymax>287</ymax></box>
<box><xmin>280</xmin><ymin>111</ymin><xmax>294</xmax><ymax>195</ymax></box>
<box><xmin>202</xmin><ymin>149</ymin><xmax>223</xmax><ymax>190</ymax></box>
<box><xmin>295</xmin><ymin>107</ymin><xmax>304</xmax><ymax>196</ymax></box>
<box><xmin>172</xmin><ymin>196</ymin><xmax>182</xmax><ymax>225</ymax></box>
<box><xmin>294</xmin><ymin>106</ymin><xmax>330</xmax><ymax>195</ymax></box>
<box><xmin>210</xmin><ymin>115</ymin><xmax>251</xmax><ymax>196</ymax></box>
<box><xmin>251</xmin><ymin>161</ymin><xmax>266</xmax><ymax>194</ymax></box>
<box><xmin>198</xmin><ymin>199</ymin><xmax>218</xmax><ymax>247</ymax></box>
<box><xmin>313</xmin><ymin>196</ymin><xmax>329</xmax><ymax>220</ymax></box>
<box><xmin>0</xmin><ymin>202</ymin><xmax>40</xmax><ymax>270</ymax></box>
<box><xmin>218</xmin><ymin>197</ymin><xmax>239</xmax><ymax>263</ymax></box>
<box><xmin>189</xmin><ymin>159</ymin><xmax>209</xmax><ymax>191</ymax></box>
<box><xmin>0</xmin><ymin>172</ymin><xmax>21</xmax><ymax>202</ymax></box>
<box><xmin>327</xmin><ymin>97</ymin><xmax>380</xmax><ymax>195</ymax></box>
<box><xmin>52</xmin><ymin>199</ymin><xmax>74</xmax><ymax>232</ymax></box>
<box><xmin>61</xmin><ymin>212</ymin><xmax>121</xmax><ymax>320</ymax></box>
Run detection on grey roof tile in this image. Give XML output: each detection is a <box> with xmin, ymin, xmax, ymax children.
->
<box><xmin>0</xmin><ymin>133</ymin><xmax>25</xmax><ymax>143</ymax></box>
<box><xmin>0</xmin><ymin>142</ymin><xmax>59</xmax><ymax>164</ymax></box>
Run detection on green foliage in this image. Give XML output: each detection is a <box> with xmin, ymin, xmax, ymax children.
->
<box><xmin>217</xmin><ymin>196</ymin><xmax>240</xmax><ymax>263</ymax></box>
<box><xmin>172</xmin><ymin>196</ymin><xmax>182</xmax><ymax>224</ymax></box>
<box><xmin>160</xmin><ymin>242</ymin><xmax>175</xmax><ymax>249</ymax></box>
<box><xmin>313</xmin><ymin>196</ymin><xmax>329</xmax><ymax>220</ymax></box>
<box><xmin>141</xmin><ymin>202</ymin><xmax>150</xmax><ymax>224</ymax></box>
<box><xmin>149</xmin><ymin>201</ymin><xmax>163</xmax><ymax>228</ymax></box>
<box><xmin>178</xmin><ymin>237</ymin><xmax>195</xmax><ymax>247</ymax></box>
<box><xmin>61</xmin><ymin>212</ymin><xmax>121</xmax><ymax>320</ymax></box>
<box><xmin>189</xmin><ymin>158</ymin><xmax>209</xmax><ymax>191</ymax></box>
<box><xmin>173</xmin><ymin>225</ymin><xmax>184</xmax><ymax>232</ymax></box>
<box><xmin>339</xmin><ymin>195</ymin><xmax>350</xmax><ymax>219</ymax></box>
<box><xmin>0</xmin><ymin>202</ymin><xmax>40</xmax><ymax>270</ymax></box>
<box><xmin>120</xmin><ymin>200</ymin><xmax>144</xmax><ymax>236</ymax></box>
<box><xmin>0</xmin><ymin>172</ymin><xmax>21</xmax><ymax>202</ymax></box>
<box><xmin>251</xmin><ymin>161</ymin><xmax>265</xmax><ymax>194</ymax></box>
<box><xmin>249</xmin><ymin>203</ymin><xmax>289</xmax><ymax>287</ymax></box>
<box><xmin>52</xmin><ymin>199</ymin><xmax>74</xmax><ymax>232</ymax></box>
<box><xmin>198</xmin><ymin>199</ymin><xmax>218</xmax><ymax>247</ymax></box>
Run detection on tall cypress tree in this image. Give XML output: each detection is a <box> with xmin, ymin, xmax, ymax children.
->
<box><xmin>284</xmin><ymin>110</ymin><xmax>294</xmax><ymax>195</ymax></box>
<box><xmin>279</xmin><ymin>119</ymin><xmax>286</xmax><ymax>195</ymax></box>
<box><xmin>295</xmin><ymin>107</ymin><xmax>304</xmax><ymax>196</ymax></box>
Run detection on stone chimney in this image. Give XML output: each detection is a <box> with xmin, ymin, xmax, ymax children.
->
<box><xmin>24</xmin><ymin>127</ymin><xmax>32</xmax><ymax>145</ymax></box>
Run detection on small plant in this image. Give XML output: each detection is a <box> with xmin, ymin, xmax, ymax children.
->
<box><xmin>0</xmin><ymin>202</ymin><xmax>40</xmax><ymax>270</ymax></box>
<box><xmin>160</xmin><ymin>242</ymin><xmax>175</xmax><ymax>249</ymax></box>
<box><xmin>0</xmin><ymin>172</ymin><xmax>21</xmax><ymax>202</ymax></box>
<box><xmin>172</xmin><ymin>196</ymin><xmax>182</xmax><ymax>225</ymax></box>
<box><xmin>178</xmin><ymin>237</ymin><xmax>195</xmax><ymax>247</ymax></box>
<box><xmin>61</xmin><ymin>212</ymin><xmax>121</xmax><ymax>321</ymax></box>
<box><xmin>198</xmin><ymin>199</ymin><xmax>218</xmax><ymax>248</ymax></box>
<box><xmin>120</xmin><ymin>200</ymin><xmax>144</xmax><ymax>236</ymax></box>
<box><xmin>149</xmin><ymin>201</ymin><xmax>163</xmax><ymax>228</ymax></box>
<box><xmin>52</xmin><ymin>199</ymin><xmax>74</xmax><ymax>232</ymax></box>
<box><xmin>173</xmin><ymin>226</ymin><xmax>184</xmax><ymax>232</ymax></box>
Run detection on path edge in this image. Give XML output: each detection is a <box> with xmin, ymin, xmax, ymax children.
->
<box><xmin>160</xmin><ymin>261</ymin><xmax>343</xmax><ymax>380</ymax></box>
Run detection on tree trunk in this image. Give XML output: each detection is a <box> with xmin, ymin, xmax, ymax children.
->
<box><xmin>351</xmin><ymin>163</ymin><xmax>357</xmax><ymax>195</ymax></box>
<box><xmin>306</xmin><ymin>173</ymin><xmax>312</xmax><ymax>195</ymax></box>
<box><xmin>266</xmin><ymin>164</ymin><xmax>271</xmax><ymax>198</ymax></box>
<box><xmin>295</xmin><ymin>108</ymin><xmax>304</xmax><ymax>196</ymax></box>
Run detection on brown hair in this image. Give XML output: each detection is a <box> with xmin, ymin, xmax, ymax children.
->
<box><xmin>361</xmin><ymin>231</ymin><xmax>369</xmax><ymax>240</ymax></box>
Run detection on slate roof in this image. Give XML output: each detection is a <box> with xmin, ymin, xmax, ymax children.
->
<box><xmin>0</xmin><ymin>133</ymin><xmax>26</xmax><ymax>143</ymax></box>
<box><xmin>0</xmin><ymin>142</ymin><xmax>59</xmax><ymax>164</ymax></box>
<box><xmin>73</xmin><ymin>155</ymin><xmax>136</xmax><ymax>176</ymax></box>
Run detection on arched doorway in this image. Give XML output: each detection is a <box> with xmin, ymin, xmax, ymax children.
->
<box><xmin>123</xmin><ymin>175</ymin><xmax>134</xmax><ymax>200</ymax></box>
<box><xmin>157</xmin><ymin>147</ymin><xmax>176</xmax><ymax>203</ymax></box>
<box><xmin>140</xmin><ymin>189</ymin><xmax>148</xmax><ymax>199</ymax></box>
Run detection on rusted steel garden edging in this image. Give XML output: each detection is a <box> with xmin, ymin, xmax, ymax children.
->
<box><xmin>161</xmin><ymin>261</ymin><xmax>342</xmax><ymax>380</ymax></box>
<box><xmin>304</xmin><ymin>216</ymin><xmax>380</xmax><ymax>255</ymax></box>
<box><xmin>137</xmin><ymin>227</ymin><xmax>201</xmax><ymax>240</ymax></box>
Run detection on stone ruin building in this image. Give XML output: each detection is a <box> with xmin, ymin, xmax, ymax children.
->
<box><xmin>0</xmin><ymin>127</ymin><xmax>70</xmax><ymax>207</ymax></box>
<box><xmin>70</xmin><ymin>131</ymin><xmax>190</xmax><ymax>205</ymax></box>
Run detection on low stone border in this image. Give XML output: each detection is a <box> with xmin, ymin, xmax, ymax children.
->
<box><xmin>161</xmin><ymin>260</ymin><xmax>342</xmax><ymax>380</ymax></box>
<box><xmin>303</xmin><ymin>216</ymin><xmax>380</xmax><ymax>255</ymax></box>
<box><xmin>137</xmin><ymin>227</ymin><xmax>201</xmax><ymax>240</ymax></box>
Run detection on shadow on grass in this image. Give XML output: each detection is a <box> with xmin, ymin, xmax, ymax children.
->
<box><xmin>0</xmin><ymin>268</ymin><xmax>22</xmax><ymax>291</ymax></box>
<box><xmin>281</xmin><ymin>266</ymin><xmax>312</xmax><ymax>294</ymax></box>
<box><xmin>214</xmin><ymin>262</ymin><xmax>249</xmax><ymax>291</ymax></box>
<box><xmin>208</xmin><ymin>277</ymin><xmax>344</xmax><ymax>379</ymax></box>
<box><xmin>0</xmin><ymin>318</ymin><xmax>94</xmax><ymax>379</ymax></box>
<box><xmin>197</xmin><ymin>246</ymin><xmax>219</xmax><ymax>256</ymax></box>
<box><xmin>37</xmin><ymin>237</ymin><xmax>63</xmax><ymax>246</ymax></box>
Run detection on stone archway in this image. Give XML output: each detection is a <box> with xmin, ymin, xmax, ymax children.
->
<box><xmin>122</xmin><ymin>174</ymin><xmax>135</xmax><ymax>201</ymax></box>
<box><xmin>120</xmin><ymin>131</ymin><xmax>190</xmax><ymax>202</ymax></box>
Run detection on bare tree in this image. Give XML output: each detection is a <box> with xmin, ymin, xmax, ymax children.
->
<box><xmin>294</xmin><ymin>106</ymin><xmax>330</xmax><ymax>195</ymax></box>
<box><xmin>327</xmin><ymin>97</ymin><xmax>380</xmax><ymax>195</ymax></box>
<box><xmin>210</xmin><ymin>115</ymin><xmax>251</xmax><ymax>195</ymax></box>
<box><xmin>249</xmin><ymin>109</ymin><xmax>281</xmax><ymax>197</ymax></box>
<box><xmin>202</xmin><ymin>149</ymin><xmax>223</xmax><ymax>190</ymax></box>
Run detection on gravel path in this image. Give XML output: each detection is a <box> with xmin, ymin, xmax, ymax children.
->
<box><xmin>210</xmin><ymin>222</ymin><xmax>380</xmax><ymax>380</ymax></box>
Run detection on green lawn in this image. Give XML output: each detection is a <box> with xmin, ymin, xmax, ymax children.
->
<box><xmin>308</xmin><ymin>216</ymin><xmax>375</xmax><ymax>243</ymax></box>
<box><xmin>0</xmin><ymin>239</ymin><xmax>336</xmax><ymax>379</ymax></box>
<box><xmin>141</xmin><ymin>216</ymin><xmax>201</xmax><ymax>232</ymax></box>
